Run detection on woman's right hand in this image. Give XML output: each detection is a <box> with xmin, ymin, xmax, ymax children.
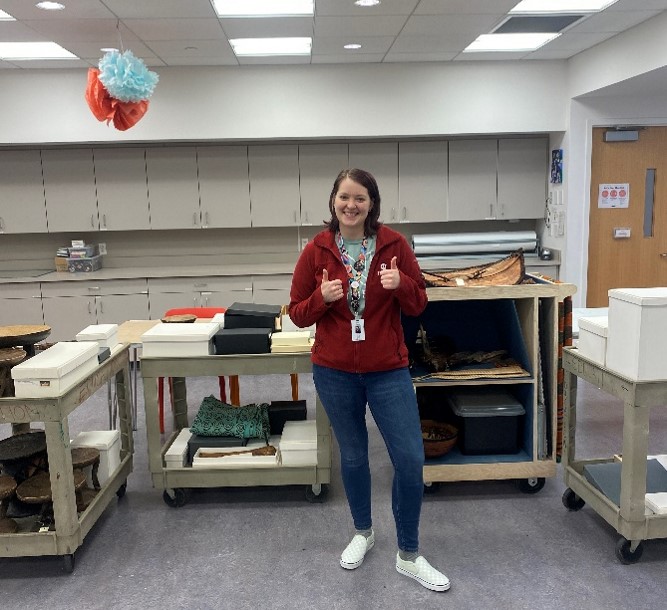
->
<box><xmin>321</xmin><ymin>268</ymin><xmax>344</xmax><ymax>303</ymax></box>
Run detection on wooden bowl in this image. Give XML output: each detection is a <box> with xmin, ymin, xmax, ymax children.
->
<box><xmin>421</xmin><ymin>420</ymin><xmax>458</xmax><ymax>458</ymax></box>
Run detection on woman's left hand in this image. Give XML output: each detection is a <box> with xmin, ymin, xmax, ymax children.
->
<box><xmin>380</xmin><ymin>256</ymin><xmax>401</xmax><ymax>290</ymax></box>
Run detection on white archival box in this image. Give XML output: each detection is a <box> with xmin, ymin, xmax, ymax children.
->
<box><xmin>71</xmin><ymin>429</ymin><xmax>121</xmax><ymax>487</ymax></box>
<box><xmin>577</xmin><ymin>316</ymin><xmax>608</xmax><ymax>367</ymax></box>
<box><xmin>11</xmin><ymin>341</ymin><xmax>99</xmax><ymax>398</ymax></box>
<box><xmin>164</xmin><ymin>427</ymin><xmax>192</xmax><ymax>469</ymax></box>
<box><xmin>141</xmin><ymin>322</ymin><xmax>219</xmax><ymax>357</ymax></box>
<box><xmin>279</xmin><ymin>420</ymin><xmax>318</xmax><ymax>467</ymax></box>
<box><xmin>606</xmin><ymin>287</ymin><xmax>667</xmax><ymax>380</ymax></box>
<box><xmin>76</xmin><ymin>323</ymin><xmax>119</xmax><ymax>349</ymax></box>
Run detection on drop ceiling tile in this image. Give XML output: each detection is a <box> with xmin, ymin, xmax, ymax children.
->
<box><xmin>100</xmin><ymin>0</ymin><xmax>216</xmax><ymax>19</ymax></box>
<box><xmin>414</xmin><ymin>0</ymin><xmax>518</xmax><ymax>15</ymax></box>
<box><xmin>147</xmin><ymin>39</ymin><xmax>235</xmax><ymax>60</ymax></box>
<box><xmin>530</xmin><ymin>31</ymin><xmax>616</xmax><ymax>55</ymax></box>
<box><xmin>567</xmin><ymin>10</ymin><xmax>661</xmax><ymax>33</ymax></box>
<box><xmin>314</xmin><ymin>16</ymin><xmax>407</xmax><ymax>37</ymax></box>
<box><xmin>161</xmin><ymin>56</ymin><xmax>238</xmax><ymax>66</ymax></box>
<box><xmin>315</xmin><ymin>0</ymin><xmax>418</xmax><ymax>17</ymax></box>
<box><xmin>391</xmin><ymin>34</ymin><xmax>478</xmax><ymax>54</ymax></box>
<box><xmin>401</xmin><ymin>14</ymin><xmax>503</xmax><ymax>36</ymax></box>
<box><xmin>0</xmin><ymin>21</ymin><xmax>50</xmax><ymax>42</ymax></box>
<box><xmin>220</xmin><ymin>17</ymin><xmax>314</xmax><ymax>38</ymax></box>
<box><xmin>312</xmin><ymin>53</ymin><xmax>386</xmax><ymax>64</ymax></box>
<box><xmin>384</xmin><ymin>51</ymin><xmax>459</xmax><ymax>62</ymax></box>
<box><xmin>21</xmin><ymin>19</ymin><xmax>140</xmax><ymax>43</ymax></box>
<box><xmin>312</xmin><ymin>36</ymin><xmax>394</xmax><ymax>54</ymax></box>
<box><xmin>607</xmin><ymin>0</ymin><xmax>667</xmax><ymax>11</ymax></box>
<box><xmin>123</xmin><ymin>19</ymin><xmax>225</xmax><ymax>41</ymax></box>
<box><xmin>63</xmin><ymin>40</ymin><xmax>158</xmax><ymax>61</ymax></box>
<box><xmin>7</xmin><ymin>59</ymin><xmax>90</xmax><ymax>68</ymax></box>
<box><xmin>454</xmin><ymin>51</ymin><xmax>531</xmax><ymax>61</ymax></box>
<box><xmin>0</xmin><ymin>0</ymin><xmax>115</xmax><ymax>19</ymax></box>
<box><xmin>237</xmin><ymin>55</ymin><xmax>312</xmax><ymax>65</ymax></box>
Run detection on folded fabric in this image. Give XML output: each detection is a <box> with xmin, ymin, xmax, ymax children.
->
<box><xmin>190</xmin><ymin>395</ymin><xmax>270</xmax><ymax>440</ymax></box>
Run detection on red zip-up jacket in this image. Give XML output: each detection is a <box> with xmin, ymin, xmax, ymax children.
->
<box><xmin>289</xmin><ymin>224</ymin><xmax>427</xmax><ymax>373</ymax></box>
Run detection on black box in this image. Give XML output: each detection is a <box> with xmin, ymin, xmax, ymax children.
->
<box><xmin>214</xmin><ymin>327</ymin><xmax>272</xmax><ymax>354</ymax></box>
<box><xmin>268</xmin><ymin>400</ymin><xmax>307</xmax><ymax>435</ymax></box>
<box><xmin>224</xmin><ymin>302</ymin><xmax>282</xmax><ymax>331</ymax></box>
<box><xmin>187</xmin><ymin>435</ymin><xmax>248</xmax><ymax>465</ymax></box>
<box><xmin>447</xmin><ymin>388</ymin><xmax>525</xmax><ymax>455</ymax></box>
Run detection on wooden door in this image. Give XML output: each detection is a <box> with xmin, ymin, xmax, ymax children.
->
<box><xmin>587</xmin><ymin>126</ymin><xmax>667</xmax><ymax>306</ymax></box>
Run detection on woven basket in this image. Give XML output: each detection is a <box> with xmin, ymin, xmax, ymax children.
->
<box><xmin>421</xmin><ymin>420</ymin><xmax>458</xmax><ymax>458</ymax></box>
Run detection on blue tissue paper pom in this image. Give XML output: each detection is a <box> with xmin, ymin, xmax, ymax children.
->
<box><xmin>98</xmin><ymin>50</ymin><xmax>159</xmax><ymax>103</ymax></box>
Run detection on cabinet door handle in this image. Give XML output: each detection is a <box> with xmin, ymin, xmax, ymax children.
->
<box><xmin>88</xmin><ymin>301</ymin><xmax>92</xmax><ymax>314</ymax></box>
<box><xmin>205</xmin><ymin>212</ymin><xmax>210</xmax><ymax>226</ymax></box>
<box><xmin>99</xmin><ymin>299</ymin><xmax>104</xmax><ymax>314</ymax></box>
<box><xmin>402</xmin><ymin>206</ymin><xmax>407</xmax><ymax>220</ymax></box>
<box><xmin>102</xmin><ymin>214</ymin><xmax>107</xmax><ymax>228</ymax></box>
<box><xmin>0</xmin><ymin>217</ymin><xmax>4</xmax><ymax>231</ymax></box>
<box><xmin>293</xmin><ymin>210</ymin><xmax>297</xmax><ymax>223</ymax></box>
<box><xmin>193</xmin><ymin>212</ymin><xmax>198</xmax><ymax>226</ymax></box>
<box><xmin>193</xmin><ymin>295</ymin><xmax>198</xmax><ymax>306</ymax></box>
<box><xmin>91</xmin><ymin>214</ymin><xmax>96</xmax><ymax>228</ymax></box>
<box><xmin>305</xmin><ymin>211</ymin><xmax>309</xmax><ymax>224</ymax></box>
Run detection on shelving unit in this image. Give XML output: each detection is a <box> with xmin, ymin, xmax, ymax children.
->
<box><xmin>406</xmin><ymin>280</ymin><xmax>575</xmax><ymax>491</ymax></box>
<box><xmin>0</xmin><ymin>345</ymin><xmax>134</xmax><ymax>572</ymax></box>
<box><xmin>561</xmin><ymin>347</ymin><xmax>667</xmax><ymax>563</ymax></box>
<box><xmin>140</xmin><ymin>352</ymin><xmax>331</xmax><ymax>506</ymax></box>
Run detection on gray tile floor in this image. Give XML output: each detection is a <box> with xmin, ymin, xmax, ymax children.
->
<box><xmin>1</xmin><ymin>373</ymin><xmax>667</xmax><ymax>610</ymax></box>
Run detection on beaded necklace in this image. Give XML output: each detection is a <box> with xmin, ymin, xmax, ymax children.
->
<box><xmin>335</xmin><ymin>231</ymin><xmax>368</xmax><ymax>318</ymax></box>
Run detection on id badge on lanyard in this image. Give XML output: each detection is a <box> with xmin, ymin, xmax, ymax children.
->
<box><xmin>351</xmin><ymin>318</ymin><xmax>365</xmax><ymax>342</ymax></box>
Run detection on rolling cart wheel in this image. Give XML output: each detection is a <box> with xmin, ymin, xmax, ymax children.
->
<box><xmin>305</xmin><ymin>483</ymin><xmax>329</xmax><ymax>503</ymax></box>
<box><xmin>62</xmin><ymin>553</ymin><xmax>75</xmax><ymax>573</ymax></box>
<box><xmin>423</xmin><ymin>482</ymin><xmax>441</xmax><ymax>495</ymax></box>
<box><xmin>517</xmin><ymin>477</ymin><xmax>545</xmax><ymax>494</ymax></box>
<box><xmin>163</xmin><ymin>488</ymin><xmax>190</xmax><ymax>508</ymax></box>
<box><xmin>116</xmin><ymin>481</ymin><xmax>128</xmax><ymax>498</ymax></box>
<box><xmin>615</xmin><ymin>537</ymin><xmax>644</xmax><ymax>564</ymax></box>
<box><xmin>562</xmin><ymin>488</ymin><xmax>585</xmax><ymax>511</ymax></box>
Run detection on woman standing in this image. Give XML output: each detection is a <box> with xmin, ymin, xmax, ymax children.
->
<box><xmin>289</xmin><ymin>168</ymin><xmax>449</xmax><ymax>592</ymax></box>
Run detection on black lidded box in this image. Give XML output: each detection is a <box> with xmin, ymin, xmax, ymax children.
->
<box><xmin>224</xmin><ymin>302</ymin><xmax>282</xmax><ymax>331</ymax></box>
<box><xmin>187</xmin><ymin>435</ymin><xmax>248</xmax><ymax>465</ymax></box>
<box><xmin>268</xmin><ymin>400</ymin><xmax>307</xmax><ymax>435</ymax></box>
<box><xmin>214</xmin><ymin>327</ymin><xmax>272</xmax><ymax>354</ymax></box>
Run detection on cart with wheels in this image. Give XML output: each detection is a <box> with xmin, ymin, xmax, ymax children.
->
<box><xmin>562</xmin><ymin>347</ymin><xmax>667</xmax><ymax>563</ymax></box>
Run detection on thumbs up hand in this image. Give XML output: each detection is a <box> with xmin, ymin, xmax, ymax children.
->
<box><xmin>380</xmin><ymin>256</ymin><xmax>401</xmax><ymax>290</ymax></box>
<box><xmin>321</xmin><ymin>268</ymin><xmax>344</xmax><ymax>303</ymax></box>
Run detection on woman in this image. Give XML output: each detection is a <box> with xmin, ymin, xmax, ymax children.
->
<box><xmin>289</xmin><ymin>168</ymin><xmax>450</xmax><ymax>592</ymax></box>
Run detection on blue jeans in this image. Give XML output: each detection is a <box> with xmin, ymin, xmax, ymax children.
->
<box><xmin>313</xmin><ymin>364</ymin><xmax>424</xmax><ymax>552</ymax></box>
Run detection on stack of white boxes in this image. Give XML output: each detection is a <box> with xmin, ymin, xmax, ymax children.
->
<box><xmin>141</xmin><ymin>322</ymin><xmax>219</xmax><ymax>357</ymax></box>
<box><xmin>279</xmin><ymin>420</ymin><xmax>318</xmax><ymax>467</ymax></box>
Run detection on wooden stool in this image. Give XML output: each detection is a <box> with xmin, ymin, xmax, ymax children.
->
<box><xmin>16</xmin><ymin>470</ymin><xmax>87</xmax><ymax>526</ymax></box>
<box><xmin>0</xmin><ymin>474</ymin><xmax>18</xmax><ymax>534</ymax></box>
<box><xmin>0</xmin><ymin>347</ymin><xmax>27</xmax><ymax>398</ymax></box>
<box><xmin>71</xmin><ymin>447</ymin><xmax>101</xmax><ymax>490</ymax></box>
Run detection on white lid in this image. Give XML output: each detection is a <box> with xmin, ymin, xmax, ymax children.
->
<box><xmin>76</xmin><ymin>323</ymin><xmax>118</xmax><ymax>340</ymax></box>
<box><xmin>271</xmin><ymin>331</ymin><xmax>312</xmax><ymax>345</ymax></box>
<box><xmin>280</xmin><ymin>420</ymin><xmax>317</xmax><ymax>444</ymax></box>
<box><xmin>11</xmin><ymin>341</ymin><xmax>99</xmax><ymax>379</ymax></box>
<box><xmin>578</xmin><ymin>316</ymin><xmax>608</xmax><ymax>337</ymax></box>
<box><xmin>71</xmin><ymin>429</ymin><xmax>119</xmax><ymax>450</ymax></box>
<box><xmin>141</xmin><ymin>322</ymin><xmax>219</xmax><ymax>343</ymax></box>
<box><xmin>609</xmin><ymin>287</ymin><xmax>667</xmax><ymax>306</ymax></box>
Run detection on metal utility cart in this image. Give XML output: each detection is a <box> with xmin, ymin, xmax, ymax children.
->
<box><xmin>0</xmin><ymin>345</ymin><xmax>134</xmax><ymax>572</ymax></box>
<box><xmin>141</xmin><ymin>352</ymin><xmax>331</xmax><ymax>507</ymax></box>
<box><xmin>410</xmin><ymin>279</ymin><xmax>576</xmax><ymax>493</ymax></box>
<box><xmin>561</xmin><ymin>347</ymin><xmax>667</xmax><ymax>563</ymax></box>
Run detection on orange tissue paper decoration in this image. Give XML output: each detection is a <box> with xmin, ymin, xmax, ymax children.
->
<box><xmin>85</xmin><ymin>68</ymin><xmax>149</xmax><ymax>131</ymax></box>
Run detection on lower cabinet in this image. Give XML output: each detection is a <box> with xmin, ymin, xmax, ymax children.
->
<box><xmin>0</xmin><ymin>282</ymin><xmax>44</xmax><ymax>326</ymax></box>
<box><xmin>252</xmin><ymin>276</ymin><xmax>291</xmax><ymax>307</ymax></box>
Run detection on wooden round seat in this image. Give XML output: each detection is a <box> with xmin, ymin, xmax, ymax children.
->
<box><xmin>16</xmin><ymin>469</ymin><xmax>87</xmax><ymax>505</ymax></box>
<box><xmin>71</xmin><ymin>446</ymin><xmax>101</xmax><ymax>490</ymax></box>
<box><xmin>161</xmin><ymin>313</ymin><xmax>197</xmax><ymax>323</ymax></box>
<box><xmin>0</xmin><ymin>474</ymin><xmax>18</xmax><ymax>534</ymax></box>
<box><xmin>0</xmin><ymin>347</ymin><xmax>27</xmax><ymax>398</ymax></box>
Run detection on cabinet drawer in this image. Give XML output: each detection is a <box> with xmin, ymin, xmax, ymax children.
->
<box><xmin>148</xmin><ymin>276</ymin><xmax>252</xmax><ymax>294</ymax></box>
<box><xmin>41</xmin><ymin>278</ymin><xmax>148</xmax><ymax>297</ymax></box>
<box><xmin>2</xmin><ymin>282</ymin><xmax>42</xmax><ymax>299</ymax></box>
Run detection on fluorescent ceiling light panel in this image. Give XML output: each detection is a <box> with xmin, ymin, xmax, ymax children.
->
<box><xmin>510</xmin><ymin>0</ymin><xmax>619</xmax><ymax>14</ymax></box>
<box><xmin>0</xmin><ymin>9</ymin><xmax>15</xmax><ymax>20</ymax></box>
<box><xmin>0</xmin><ymin>42</ymin><xmax>78</xmax><ymax>60</ymax></box>
<box><xmin>230</xmin><ymin>37</ymin><xmax>312</xmax><ymax>56</ymax></box>
<box><xmin>213</xmin><ymin>0</ymin><xmax>313</xmax><ymax>17</ymax></box>
<box><xmin>464</xmin><ymin>33</ymin><xmax>560</xmax><ymax>52</ymax></box>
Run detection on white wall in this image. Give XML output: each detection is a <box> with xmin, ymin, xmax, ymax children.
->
<box><xmin>0</xmin><ymin>61</ymin><xmax>568</xmax><ymax>145</ymax></box>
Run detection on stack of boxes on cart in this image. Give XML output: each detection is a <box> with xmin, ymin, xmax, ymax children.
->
<box><xmin>576</xmin><ymin>287</ymin><xmax>667</xmax><ymax>515</ymax></box>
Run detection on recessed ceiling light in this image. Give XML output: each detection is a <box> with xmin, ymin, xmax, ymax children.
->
<box><xmin>344</xmin><ymin>43</ymin><xmax>362</xmax><ymax>50</ymax></box>
<box><xmin>230</xmin><ymin>37</ymin><xmax>312</xmax><ymax>56</ymax></box>
<box><xmin>463</xmin><ymin>33</ymin><xmax>560</xmax><ymax>52</ymax></box>
<box><xmin>0</xmin><ymin>9</ymin><xmax>16</xmax><ymax>20</ymax></box>
<box><xmin>510</xmin><ymin>0</ymin><xmax>619</xmax><ymax>14</ymax></box>
<box><xmin>0</xmin><ymin>41</ymin><xmax>78</xmax><ymax>60</ymax></box>
<box><xmin>213</xmin><ymin>0</ymin><xmax>313</xmax><ymax>17</ymax></box>
<box><xmin>355</xmin><ymin>0</ymin><xmax>381</xmax><ymax>6</ymax></box>
<box><xmin>36</xmin><ymin>1</ymin><xmax>66</xmax><ymax>10</ymax></box>
<box><xmin>100</xmin><ymin>47</ymin><xmax>118</xmax><ymax>53</ymax></box>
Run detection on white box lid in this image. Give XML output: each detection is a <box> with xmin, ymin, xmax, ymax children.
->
<box><xmin>141</xmin><ymin>322</ymin><xmax>219</xmax><ymax>343</ymax></box>
<box><xmin>271</xmin><ymin>331</ymin><xmax>312</xmax><ymax>346</ymax></box>
<box><xmin>11</xmin><ymin>342</ymin><xmax>99</xmax><ymax>379</ymax></box>
<box><xmin>578</xmin><ymin>316</ymin><xmax>608</xmax><ymax>337</ymax></box>
<box><xmin>72</xmin><ymin>429</ymin><xmax>119</xmax><ymax>450</ymax></box>
<box><xmin>76</xmin><ymin>323</ymin><xmax>118</xmax><ymax>341</ymax></box>
<box><xmin>280</xmin><ymin>420</ymin><xmax>317</xmax><ymax>449</ymax></box>
<box><xmin>645</xmin><ymin>492</ymin><xmax>667</xmax><ymax>514</ymax></box>
<box><xmin>609</xmin><ymin>287</ymin><xmax>667</xmax><ymax>306</ymax></box>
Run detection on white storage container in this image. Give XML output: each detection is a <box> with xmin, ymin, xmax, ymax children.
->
<box><xmin>141</xmin><ymin>322</ymin><xmax>218</xmax><ymax>357</ymax></box>
<box><xmin>577</xmin><ymin>316</ymin><xmax>608</xmax><ymax>366</ymax></box>
<box><xmin>71</xmin><ymin>429</ymin><xmax>121</xmax><ymax>487</ymax></box>
<box><xmin>76</xmin><ymin>323</ymin><xmax>119</xmax><ymax>349</ymax></box>
<box><xmin>11</xmin><ymin>342</ymin><xmax>99</xmax><ymax>398</ymax></box>
<box><xmin>606</xmin><ymin>287</ymin><xmax>667</xmax><ymax>380</ymax></box>
<box><xmin>164</xmin><ymin>428</ymin><xmax>192</xmax><ymax>469</ymax></box>
<box><xmin>280</xmin><ymin>420</ymin><xmax>318</xmax><ymax>467</ymax></box>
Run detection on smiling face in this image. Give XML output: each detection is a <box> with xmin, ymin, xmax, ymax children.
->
<box><xmin>333</xmin><ymin>177</ymin><xmax>372</xmax><ymax>240</ymax></box>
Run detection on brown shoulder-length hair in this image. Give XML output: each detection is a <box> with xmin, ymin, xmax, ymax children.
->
<box><xmin>324</xmin><ymin>168</ymin><xmax>382</xmax><ymax>236</ymax></box>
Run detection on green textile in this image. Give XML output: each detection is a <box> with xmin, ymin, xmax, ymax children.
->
<box><xmin>190</xmin><ymin>395</ymin><xmax>270</xmax><ymax>440</ymax></box>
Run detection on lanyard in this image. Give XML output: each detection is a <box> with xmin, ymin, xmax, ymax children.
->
<box><xmin>335</xmin><ymin>231</ymin><xmax>368</xmax><ymax>318</ymax></box>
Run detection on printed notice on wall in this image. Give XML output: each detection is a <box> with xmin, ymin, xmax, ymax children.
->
<box><xmin>598</xmin><ymin>183</ymin><xmax>629</xmax><ymax>208</ymax></box>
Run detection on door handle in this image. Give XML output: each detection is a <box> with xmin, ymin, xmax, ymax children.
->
<box><xmin>660</xmin><ymin>253</ymin><xmax>667</xmax><ymax>258</ymax></box>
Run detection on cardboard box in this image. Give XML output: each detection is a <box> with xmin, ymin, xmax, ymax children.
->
<box><xmin>55</xmin><ymin>256</ymin><xmax>69</xmax><ymax>272</ymax></box>
<box><xmin>76</xmin><ymin>323</ymin><xmax>120</xmax><ymax>349</ymax></box>
<box><xmin>577</xmin><ymin>316</ymin><xmax>608</xmax><ymax>366</ymax></box>
<box><xmin>606</xmin><ymin>287</ymin><xmax>667</xmax><ymax>380</ymax></box>
<box><xmin>224</xmin><ymin>302</ymin><xmax>282</xmax><ymax>331</ymax></box>
<box><xmin>214</xmin><ymin>327</ymin><xmax>272</xmax><ymax>354</ymax></box>
<box><xmin>71</xmin><ymin>429</ymin><xmax>121</xmax><ymax>487</ymax></box>
<box><xmin>11</xmin><ymin>342</ymin><xmax>99</xmax><ymax>398</ymax></box>
<box><xmin>141</xmin><ymin>322</ymin><xmax>218</xmax><ymax>357</ymax></box>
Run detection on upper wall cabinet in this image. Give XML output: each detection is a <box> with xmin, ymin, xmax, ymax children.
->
<box><xmin>349</xmin><ymin>143</ymin><xmax>398</xmax><ymax>221</ymax></box>
<box><xmin>497</xmin><ymin>138</ymin><xmax>547</xmax><ymax>220</ymax></box>
<box><xmin>249</xmin><ymin>145</ymin><xmax>300</xmax><ymax>227</ymax></box>
<box><xmin>0</xmin><ymin>150</ymin><xmax>48</xmax><ymax>234</ymax></box>
<box><xmin>398</xmin><ymin>141</ymin><xmax>448</xmax><ymax>223</ymax></box>
<box><xmin>42</xmin><ymin>148</ymin><xmax>98</xmax><ymax>233</ymax></box>
<box><xmin>298</xmin><ymin>143</ymin><xmax>348</xmax><ymax>227</ymax></box>
<box><xmin>94</xmin><ymin>148</ymin><xmax>150</xmax><ymax>231</ymax></box>
<box><xmin>197</xmin><ymin>146</ymin><xmax>251</xmax><ymax>228</ymax></box>
<box><xmin>146</xmin><ymin>147</ymin><xmax>200</xmax><ymax>230</ymax></box>
<box><xmin>448</xmin><ymin>140</ymin><xmax>497</xmax><ymax>222</ymax></box>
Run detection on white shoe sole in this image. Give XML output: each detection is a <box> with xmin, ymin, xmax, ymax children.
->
<box><xmin>340</xmin><ymin>538</ymin><xmax>374</xmax><ymax>570</ymax></box>
<box><xmin>396</xmin><ymin>563</ymin><xmax>451</xmax><ymax>592</ymax></box>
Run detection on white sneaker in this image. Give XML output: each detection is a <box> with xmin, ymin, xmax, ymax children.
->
<box><xmin>340</xmin><ymin>530</ymin><xmax>375</xmax><ymax>569</ymax></box>
<box><xmin>395</xmin><ymin>553</ymin><xmax>450</xmax><ymax>592</ymax></box>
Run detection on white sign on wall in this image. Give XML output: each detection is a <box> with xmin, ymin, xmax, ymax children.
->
<box><xmin>598</xmin><ymin>183</ymin><xmax>629</xmax><ymax>208</ymax></box>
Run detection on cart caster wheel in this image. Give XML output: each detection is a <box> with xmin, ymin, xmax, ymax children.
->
<box><xmin>63</xmin><ymin>553</ymin><xmax>75</xmax><ymax>573</ymax></box>
<box><xmin>615</xmin><ymin>537</ymin><xmax>644</xmax><ymax>564</ymax></box>
<box><xmin>305</xmin><ymin>484</ymin><xmax>329</xmax><ymax>503</ymax></box>
<box><xmin>116</xmin><ymin>481</ymin><xmax>127</xmax><ymax>498</ymax></box>
<box><xmin>517</xmin><ymin>477</ymin><xmax>545</xmax><ymax>494</ymax></box>
<box><xmin>562</xmin><ymin>488</ymin><xmax>585</xmax><ymax>511</ymax></box>
<box><xmin>163</xmin><ymin>488</ymin><xmax>190</xmax><ymax>508</ymax></box>
<box><xmin>423</xmin><ymin>482</ymin><xmax>441</xmax><ymax>495</ymax></box>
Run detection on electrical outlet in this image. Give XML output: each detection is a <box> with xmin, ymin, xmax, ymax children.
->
<box><xmin>98</xmin><ymin>242</ymin><xmax>107</xmax><ymax>255</ymax></box>
<box><xmin>300</xmin><ymin>237</ymin><xmax>309</xmax><ymax>250</ymax></box>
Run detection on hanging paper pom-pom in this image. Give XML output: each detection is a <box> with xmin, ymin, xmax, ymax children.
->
<box><xmin>98</xmin><ymin>49</ymin><xmax>159</xmax><ymax>103</ymax></box>
<box><xmin>85</xmin><ymin>68</ymin><xmax>149</xmax><ymax>131</ymax></box>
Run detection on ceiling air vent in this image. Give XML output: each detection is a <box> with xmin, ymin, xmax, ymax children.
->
<box><xmin>494</xmin><ymin>15</ymin><xmax>584</xmax><ymax>34</ymax></box>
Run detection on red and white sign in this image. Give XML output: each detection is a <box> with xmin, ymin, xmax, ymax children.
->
<box><xmin>598</xmin><ymin>183</ymin><xmax>629</xmax><ymax>208</ymax></box>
